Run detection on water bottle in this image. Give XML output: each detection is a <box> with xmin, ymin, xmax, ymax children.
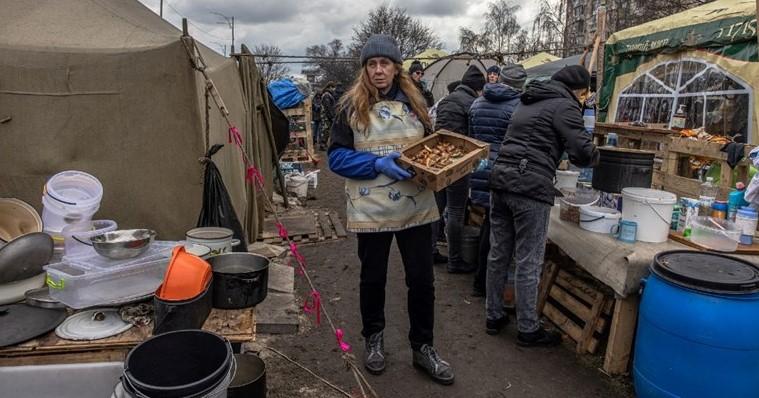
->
<box><xmin>577</xmin><ymin>106</ymin><xmax>595</xmax><ymax>182</ymax></box>
<box><xmin>727</xmin><ymin>182</ymin><xmax>747</xmax><ymax>221</ymax></box>
<box><xmin>698</xmin><ymin>177</ymin><xmax>718</xmax><ymax>216</ymax></box>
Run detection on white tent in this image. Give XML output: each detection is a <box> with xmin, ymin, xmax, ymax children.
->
<box><xmin>421</xmin><ymin>54</ymin><xmax>498</xmax><ymax>102</ymax></box>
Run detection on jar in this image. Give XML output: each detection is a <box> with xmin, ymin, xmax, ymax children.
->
<box><xmin>735</xmin><ymin>207</ymin><xmax>758</xmax><ymax>245</ymax></box>
<box><xmin>711</xmin><ymin>201</ymin><xmax>728</xmax><ymax>219</ymax></box>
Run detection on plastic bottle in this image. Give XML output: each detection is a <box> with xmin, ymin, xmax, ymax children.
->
<box><xmin>699</xmin><ymin>177</ymin><xmax>718</xmax><ymax>216</ymax></box>
<box><xmin>671</xmin><ymin>104</ymin><xmax>687</xmax><ymax>131</ymax></box>
<box><xmin>727</xmin><ymin>182</ymin><xmax>747</xmax><ymax>221</ymax></box>
<box><xmin>711</xmin><ymin>201</ymin><xmax>728</xmax><ymax>219</ymax></box>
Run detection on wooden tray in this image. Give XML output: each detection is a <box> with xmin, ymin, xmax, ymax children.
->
<box><xmin>397</xmin><ymin>130</ymin><xmax>488</xmax><ymax>192</ymax></box>
<box><xmin>668</xmin><ymin>230</ymin><xmax>759</xmax><ymax>255</ymax></box>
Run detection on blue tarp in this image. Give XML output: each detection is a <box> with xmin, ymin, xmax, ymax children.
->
<box><xmin>268</xmin><ymin>79</ymin><xmax>306</xmax><ymax>109</ymax></box>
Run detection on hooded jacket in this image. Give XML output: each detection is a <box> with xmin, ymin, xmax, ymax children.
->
<box><xmin>434</xmin><ymin>85</ymin><xmax>478</xmax><ymax>135</ymax></box>
<box><xmin>414</xmin><ymin>80</ymin><xmax>435</xmax><ymax>108</ymax></box>
<box><xmin>489</xmin><ymin>80</ymin><xmax>599</xmax><ymax>205</ymax></box>
<box><xmin>468</xmin><ymin>83</ymin><xmax>521</xmax><ymax>208</ymax></box>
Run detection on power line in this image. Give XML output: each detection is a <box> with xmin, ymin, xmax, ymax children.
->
<box><xmin>162</xmin><ymin>1</ymin><xmax>228</xmax><ymax>42</ymax></box>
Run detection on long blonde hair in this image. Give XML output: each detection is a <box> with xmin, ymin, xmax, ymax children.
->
<box><xmin>338</xmin><ymin>63</ymin><xmax>432</xmax><ymax>134</ymax></box>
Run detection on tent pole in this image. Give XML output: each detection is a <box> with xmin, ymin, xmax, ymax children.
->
<box><xmin>596</xmin><ymin>1</ymin><xmax>607</xmax><ymax>94</ymax></box>
<box><xmin>182</xmin><ymin>18</ymin><xmax>188</xmax><ymax>37</ymax></box>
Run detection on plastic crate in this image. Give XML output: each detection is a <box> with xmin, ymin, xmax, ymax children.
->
<box><xmin>45</xmin><ymin>241</ymin><xmax>179</xmax><ymax>309</ymax></box>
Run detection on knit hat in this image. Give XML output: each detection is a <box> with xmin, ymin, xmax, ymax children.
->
<box><xmin>447</xmin><ymin>80</ymin><xmax>461</xmax><ymax>94</ymax></box>
<box><xmin>552</xmin><ymin>65</ymin><xmax>591</xmax><ymax>90</ymax></box>
<box><xmin>486</xmin><ymin>65</ymin><xmax>500</xmax><ymax>75</ymax></box>
<box><xmin>499</xmin><ymin>64</ymin><xmax>527</xmax><ymax>90</ymax></box>
<box><xmin>461</xmin><ymin>65</ymin><xmax>486</xmax><ymax>92</ymax></box>
<box><xmin>409</xmin><ymin>61</ymin><xmax>424</xmax><ymax>74</ymax></box>
<box><xmin>360</xmin><ymin>34</ymin><xmax>402</xmax><ymax>65</ymax></box>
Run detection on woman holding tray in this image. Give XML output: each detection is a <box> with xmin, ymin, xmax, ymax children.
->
<box><xmin>327</xmin><ymin>34</ymin><xmax>454</xmax><ymax>385</ymax></box>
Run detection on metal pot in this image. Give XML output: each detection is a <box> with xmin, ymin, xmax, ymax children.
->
<box><xmin>228</xmin><ymin>352</ymin><xmax>266</xmax><ymax>398</ymax></box>
<box><xmin>207</xmin><ymin>253</ymin><xmax>269</xmax><ymax>309</ymax></box>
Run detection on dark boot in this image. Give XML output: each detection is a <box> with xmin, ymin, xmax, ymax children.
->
<box><xmin>433</xmin><ymin>252</ymin><xmax>449</xmax><ymax>264</ymax></box>
<box><xmin>446</xmin><ymin>262</ymin><xmax>476</xmax><ymax>274</ymax></box>
<box><xmin>412</xmin><ymin>344</ymin><xmax>454</xmax><ymax>385</ymax></box>
<box><xmin>485</xmin><ymin>316</ymin><xmax>509</xmax><ymax>335</ymax></box>
<box><xmin>517</xmin><ymin>327</ymin><xmax>562</xmax><ymax>347</ymax></box>
<box><xmin>364</xmin><ymin>331</ymin><xmax>385</xmax><ymax>375</ymax></box>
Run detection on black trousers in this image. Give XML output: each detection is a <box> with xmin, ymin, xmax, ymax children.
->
<box><xmin>357</xmin><ymin>223</ymin><xmax>435</xmax><ymax>350</ymax></box>
<box><xmin>474</xmin><ymin>210</ymin><xmax>490</xmax><ymax>291</ymax></box>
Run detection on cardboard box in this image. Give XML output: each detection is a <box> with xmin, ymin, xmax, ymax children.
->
<box><xmin>397</xmin><ymin>130</ymin><xmax>489</xmax><ymax>192</ymax></box>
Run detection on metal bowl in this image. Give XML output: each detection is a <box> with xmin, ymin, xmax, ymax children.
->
<box><xmin>90</xmin><ymin>229</ymin><xmax>156</xmax><ymax>260</ymax></box>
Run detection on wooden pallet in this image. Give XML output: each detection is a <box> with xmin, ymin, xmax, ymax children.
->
<box><xmin>258</xmin><ymin>209</ymin><xmax>347</xmax><ymax>245</ymax></box>
<box><xmin>538</xmin><ymin>248</ymin><xmax>614</xmax><ymax>354</ymax></box>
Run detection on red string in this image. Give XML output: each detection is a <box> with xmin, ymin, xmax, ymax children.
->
<box><xmin>303</xmin><ymin>290</ymin><xmax>322</xmax><ymax>326</ymax></box>
<box><xmin>335</xmin><ymin>328</ymin><xmax>352</xmax><ymax>352</ymax></box>
<box><xmin>276</xmin><ymin>222</ymin><xmax>289</xmax><ymax>240</ymax></box>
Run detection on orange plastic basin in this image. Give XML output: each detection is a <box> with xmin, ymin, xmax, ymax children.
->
<box><xmin>157</xmin><ymin>246</ymin><xmax>212</xmax><ymax>301</ymax></box>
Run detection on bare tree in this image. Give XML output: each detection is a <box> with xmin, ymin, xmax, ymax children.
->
<box><xmin>530</xmin><ymin>0</ymin><xmax>566</xmax><ymax>56</ymax></box>
<box><xmin>351</xmin><ymin>5</ymin><xmax>443</xmax><ymax>59</ymax></box>
<box><xmin>458</xmin><ymin>27</ymin><xmax>492</xmax><ymax>54</ymax></box>
<box><xmin>304</xmin><ymin>39</ymin><xmax>357</xmax><ymax>89</ymax></box>
<box><xmin>252</xmin><ymin>44</ymin><xmax>290</xmax><ymax>83</ymax></box>
<box><xmin>484</xmin><ymin>0</ymin><xmax>522</xmax><ymax>57</ymax></box>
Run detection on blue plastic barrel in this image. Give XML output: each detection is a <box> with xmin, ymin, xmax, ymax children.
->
<box><xmin>634</xmin><ymin>250</ymin><xmax>759</xmax><ymax>398</ymax></box>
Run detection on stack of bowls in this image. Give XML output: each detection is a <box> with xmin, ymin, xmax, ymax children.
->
<box><xmin>153</xmin><ymin>246</ymin><xmax>213</xmax><ymax>334</ymax></box>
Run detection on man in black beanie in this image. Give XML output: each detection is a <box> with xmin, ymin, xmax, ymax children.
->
<box><xmin>432</xmin><ymin>65</ymin><xmax>485</xmax><ymax>274</ymax></box>
<box><xmin>486</xmin><ymin>64</ymin><xmax>599</xmax><ymax>344</ymax></box>
<box><xmin>486</xmin><ymin>65</ymin><xmax>500</xmax><ymax>84</ymax></box>
<box><xmin>409</xmin><ymin>60</ymin><xmax>434</xmax><ymax>107</ymax></box>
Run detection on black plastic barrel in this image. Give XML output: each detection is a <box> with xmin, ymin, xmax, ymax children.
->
<box><xmin>592</xmin><ymin>147</ymin><xmax>655</xmax><ymax>193</ymax></box>
<box><xmin>124</xmin><ymin>330</ymin><xmax>232</xmax><ymax>398</ymax></box>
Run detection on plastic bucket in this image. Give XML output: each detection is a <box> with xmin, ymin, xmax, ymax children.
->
<box><xmin>555</xmin><ymin>170</ymin><xmax>580</xmax><ymax>191</ymax></box>
<box><xmin>579</xmin><ymin>206</ymin><xmax>621</xmax><ymax>234</ymax></box>
<box><xmin>62</xmin><ymin>220</ymin><xmax>118</xmax><ymax>258</ymax></box>
<box><xmin>123</xmin><ymin>330</ymin><xmax>233</xmax><ymax>398</ymax></box>
<box><xmin>228</xmin><ymin>353</ymin><xmax>266</xmax><ymax>398</ymax></box>
<box><xmin>621</xmin><ymin>188</ymin><xmax>677</xmax><ymax>243</ymax></box>
<box><xmin>41</xmin><ymin>171</ymin><xmax>103</xmax><ymax>233</ymax></box>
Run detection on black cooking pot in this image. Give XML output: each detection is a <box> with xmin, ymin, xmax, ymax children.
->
<box><xmin>228</xmin><ymin>352</ymin><xmax>267</xmax><ymax>398</ymax></box>
<box><xmin>208</xmin><ymin>253</ymin><xmax>269</xmax><ymax>309</ymax></box>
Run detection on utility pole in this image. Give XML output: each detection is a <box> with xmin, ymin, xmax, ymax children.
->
<box><xmin>212</xmin><ymin>12</ymin><xmax>235</xmax><ymax>54</ymax></box>
<box><xmin>159</xmin><ymin>0</ymin><xmax>163</xmax><ymax>17</ymax></box>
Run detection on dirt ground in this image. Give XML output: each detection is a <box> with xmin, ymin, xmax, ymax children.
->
<box><xmin>252</xmin><ymin>158</ymin><xmax>635</xmax><ymax>398</ymax></box>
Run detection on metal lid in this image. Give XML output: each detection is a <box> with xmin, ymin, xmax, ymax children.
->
<box><xmin>25</xmin><ymin>287</ymin><xmax>66</xmax><ymax>309</ymax></box>
<box><xmin>0</xmin><ymin>304</ymin><xmax>67</xmax><ymax>347</ymax></box>
<box><xmin>55</xmin><ymin>308</ymin><xmax>133</xmax><ymax>340</ymax></box>
<box><xmin>653</xmin><ymin>250</ymin><xmax>759</xmax><ymax>294</ymax></box>
<box><xmin>186</xmin><ymin>227</ymin><xmax>233</xmax><ymax>241</ymax></box>
<box><xmin>0</xmin><ymin>232</ymin><xmax>54</xmax><ymax>284</ymax></box>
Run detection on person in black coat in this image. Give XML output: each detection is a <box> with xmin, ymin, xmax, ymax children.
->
<box><xmin>409</xmin><ymin>60</ymin><xmax>435</xmax><ymax>107</ymax></box>
<box><xmin>432</xmin><ymin>65</ymin><xmax>485</xmax><ymax>273</ymax></box>
<box><xmin>485</xmin><ymin>65</ymin><xmax>599</xmax><ymax>345</ymax></box>
<box><xmin>468</xmin><ymin>64</ymin><xmax>525</xmax><ymax>298</ymax></box>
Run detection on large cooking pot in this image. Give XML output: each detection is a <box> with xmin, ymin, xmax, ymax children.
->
<box><xmin>228</xmin><ymin>352</ymin><xmax>267</xmax><ymax>398</ymax></box>
<box><xmin>208</xmin><ymin>253</ymin><xmax>269</xmax><ymax>309</ymax></box>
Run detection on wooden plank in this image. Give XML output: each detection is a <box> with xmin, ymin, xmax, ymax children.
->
<box><xmin>549</xmin><ymin>284</ymin><xmax>608</xmax><ymax>334</ymax></box>
<box><xmin>577</xmin><ymin>295</ymin><xmax>609</xmax><ymax>354</ymax></box>
<box><xmin>319</xmin><ymin>212</ymin><xmax>337</xmax><ymax>240</ymax></box>
<box><xmin>260</xmin><ymin>214</ymin><xmax>317</xmax><ymax>239</ymax></box>
<box><xmin>669</xmin><ymin>138</ymin><xmax>752</xmax><ymax>161</ymax></box>
<box><xmin>603</xmin><ymin>296</ymin><xmax>639</xmax><ymax>375</ymax></box>
<box><xmin>328</xmin><ymin>212</ymin><xmax>347</xmax><ymax>237</ymax></box>
<box><xmin>595</xmin><ymin>122</ymin><xmax>675</xmax><ymax>136</ymax></box>
<box><xmin>555</xmin><ymin>270</ymin><xmax>613</xmax><ymax>316</ymax></box>
<box><xmin>544</xmin><ymin>302</ymin><xmax>599</xmax><ymax>353</ymax></box>
<box><xmin>537</xmin><ymin>261</ymin><xmax>560</xmax><ymax>316</ymax></box>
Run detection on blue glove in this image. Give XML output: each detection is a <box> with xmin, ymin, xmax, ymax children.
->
<box><xmin>374</xmin><ymin>151</ymin><xmax>412</xmax><ymax>180</ymax></box>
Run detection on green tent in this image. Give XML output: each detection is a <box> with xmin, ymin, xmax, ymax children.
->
<box><xmin>600</xmin><ymin>0</ymin><xmax>758</xmax><ymax>143</ymax></box>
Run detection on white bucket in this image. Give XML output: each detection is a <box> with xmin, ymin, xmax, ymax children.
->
<box><xmin>41</xmin><ymin>171</ymin><xmax>104</xmax><ymax>233</ymax></box>
<box><xmin>555</xmin><ymin>170</ymin><xmax>580</xmax><ymax>190</ymax></box>
<box><xmin>579</xmin><ymin>206</ymin><xmax>621</xmax><ymax>234</ymax></box>
<box><xmin>621</xmin><ymin>188</ymin><xmax>677</xmax><ymax>243</ymax></box>
<box><xmin>285</xmin><ymin>175</ymin><xmax>308</xmax><ymax>199</ymax></box>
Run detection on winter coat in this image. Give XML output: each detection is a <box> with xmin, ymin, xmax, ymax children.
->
<box><xmin>414</xmin><ymin>80</ymin><xmax>435</xmax><ymax>108</ymax></box>
<box><xmin>490</xmin><ymin>80</ymin><xmax>599</xmax><ymax>205</ymax></box>
<box><xmin>321</xmin><ymin>90</ymin><xmax>337</xmax><ymax>122</ymax></box>
<box><xmin>468</xmin><ymin>83</ymin><xmax>521</xmax><ymax>208</ymax></box>
<box><xmin>434</xmin><ymin>85</ymin><xmax>478</xmax><ymax>135</ymax></box>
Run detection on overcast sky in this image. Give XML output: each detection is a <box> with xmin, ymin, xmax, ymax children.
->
<box><xmin>138</xmin><ymin>0</ymin><xmax>540</xmax><ymax>65</ymax></box>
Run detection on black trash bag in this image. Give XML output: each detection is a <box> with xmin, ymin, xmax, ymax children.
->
<box><xmin>268</xmin><ymin>90</ymin><xmax>290</xmax><ymax>156</ymax></box>
<box><xmin>197</xmin><ymin>144</ymin><xmax>247</xmax><ymax>252</ymax></box>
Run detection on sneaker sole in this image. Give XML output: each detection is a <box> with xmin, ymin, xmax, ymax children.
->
<box><xmin>365</xmin><ymin>364</ymin><xmax>386</xmax><ymax>375</ymax></box>
<box><xmin>412</xmin><ymin>362</ymin><xmax>455</xmax><ymax>385</ymax></box>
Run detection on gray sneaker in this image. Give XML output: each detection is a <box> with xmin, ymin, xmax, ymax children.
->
<box><xmin>364</xmin><ymin>331</ymin><xmax>385</xmax><ymax>375</ymax></box>
<box><xmin>412</xmin><ymin>344</ymin><xmax>454</xmax><ymax>385</ymax></box>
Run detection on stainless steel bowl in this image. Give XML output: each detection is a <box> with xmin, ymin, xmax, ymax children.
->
<box><xmin>90</xmin><ymin>229</ymin><xmax>156</xmax><ymax>260</ymax></box>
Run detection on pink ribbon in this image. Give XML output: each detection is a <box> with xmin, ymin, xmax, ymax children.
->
<box><xmin>276</xmin><ymin>222</ymin><xmax>289</xmax><ymax>240</ymax></box>
<box><xmin>228</xmin><ymin>126</ymin><xmax>243</xmax><ymax>147</ymax></box>
<box><xmin>335</xmin><ymin>329</ymin><xmax>351</xmax><ymax>352</ymax></box>
<box><xmin>303</xmin><ymin>290</ymin><xmax>321</xmax><ymax>325</ymax></box>
<box><xmin>245</xmin><ymin>165</ymin><xmax>264</xmax><ymax>189</ymax></box>
<box><xmin>289</xmin><ymin>242</ymin><xmax>305</xmax><ymax>267</ymax></box>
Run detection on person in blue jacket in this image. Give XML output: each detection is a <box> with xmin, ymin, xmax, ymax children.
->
<box><xmin>468</xmin><ymin>64</ymin><xmax>526</xmax><ymax>304</ymax></box>
<box><xmin>327</xmin><ymin>34</ymin><xmax>455</xmax><ymax>385</ymax></box>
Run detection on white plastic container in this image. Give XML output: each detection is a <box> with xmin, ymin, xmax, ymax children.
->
<box><xmin>41</xmin><ymin>170</ymin><xmax>104</xmax><ymax>233</ymax></box>
<box><xmin>555</xmin><ymin>170</ymin><xmax>580</xmax><ymax>191</ymax></box>
<box><xmin>186</xmin><ymin>227</ymin><xmax>241</xmax><ymax>256</ymax></box>
<box><xmin>62</xmin><ymin>220</ymin><xmax>118</xmax><ymax>258</ymax></box>
<box><xmin>579</xmin><ymin>206</ymin><xmax>621</xmax><ymax>234</ymax></box>
<box><xmin>45</xmin><ymin>241</ymin><xmax>177</xmax><ymax>309</ymax></box>
<box><xmin>621</xmin><ymin>188</ymin><xmax>677</xmax><ymax>243</ymax></box>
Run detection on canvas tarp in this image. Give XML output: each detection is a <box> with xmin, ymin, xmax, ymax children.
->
<box><xmin>600</xmin><ymin>0</ymin><xmax>758</xmax><ymax>142</ymax></box>
<box><xmin>421</xmin><ymin>54</ymin><xmax>498</xmax><ymax>102</ymax></box>
<box><xmin>403</xmin><ymin>48</ymin><xmax>449</xmax><ymax>70</ymax></box>
<box><xmin>520</xmin><ymin>52</ymin><xmax>561</xmax><ymax>70</ymax></box>
<box><xmin>525</xmin><ymin>54</ymin><xmax>585</xmax><ymax>81</ymax></box>
<box><xmin>0</xmin><ymin>0</ymin><xmax>276</xmax><ymax>241</ymax></box>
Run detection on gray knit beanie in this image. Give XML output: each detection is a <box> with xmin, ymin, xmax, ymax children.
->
<box><xmin>360</xmin><ymin>34</ymin><xmax>402</xmax><ymax>65</ymax></box>
<box><xmin>499</xmin><ymin>64</ymin><xmax>527</xmax><ymax>90</ymax></box>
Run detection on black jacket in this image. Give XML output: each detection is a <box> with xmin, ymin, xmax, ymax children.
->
<box><xmin>321</xmin><ymin>90</ymin><xmax>336</xmax><ymax>122</ymax></box>
<box><xmin>489</xmin><ymin>80</ymin><xmax>599</xmax><ymax>205</ymax></box>
<box><xmin>414</xmin><ymin>80</ymin><xmax>435</xmax><ymax>108</ymax></box>
<box><xmin>434</xmin><ymin>85</ymin><xmax>478</xmax><ymax>135</ymax></box>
